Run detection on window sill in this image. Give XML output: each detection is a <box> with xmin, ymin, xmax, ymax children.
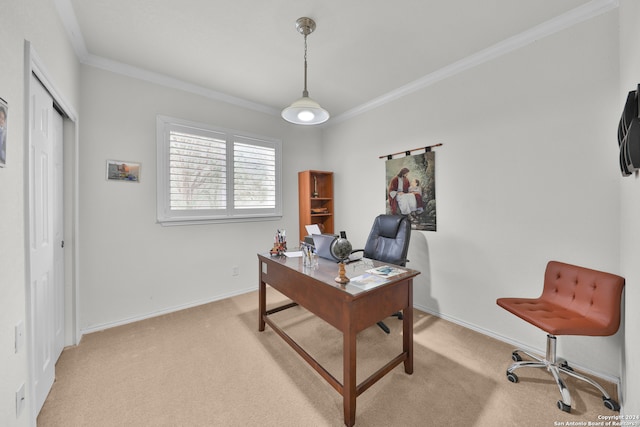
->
<box><xmin>157</xmin><ymin>214</ymin><xmax>283</xmax><ymax>227</ymax></box>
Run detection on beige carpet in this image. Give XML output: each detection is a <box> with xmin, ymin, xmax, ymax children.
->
<box><xmin>38</xmin><ymin>288</ymin><xmax>618</xmax><ymax>426</ymax></box>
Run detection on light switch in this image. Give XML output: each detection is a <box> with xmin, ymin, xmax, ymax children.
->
<box><xmin>15</xmin><ymin>321</ymin><xmax>25</xmax><ymax>353</ymax></box>
<box><xmin>16</xmin><ymin>383</ymin><xmax>25</xmax><ymax>417</ymax></box>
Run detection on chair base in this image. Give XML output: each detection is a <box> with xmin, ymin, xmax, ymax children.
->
<box><xmin>376</xmin><ymin>312</ymin><xmax>404</xmax><ymax>334</ymax></box>
<box><xmin>506</xmin><ymin>334</ymin><xmax>620</xmax><ymax>413</ymax></box>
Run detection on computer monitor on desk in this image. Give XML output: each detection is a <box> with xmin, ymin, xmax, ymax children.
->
<box><xmin>312</xmin><ymin>234</ymin><xmax>339</xmax><ymax>261</ymax></box>
<box><xmin>311</xmin><ymin>233</ymin><xmax>362</xmax><ymax>263</ymax></box>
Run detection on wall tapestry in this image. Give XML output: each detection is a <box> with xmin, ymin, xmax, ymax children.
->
<box><xmin>385</xmin><ymin>151</ymin><xmax>436</xmax><ymax>231</ymax></box>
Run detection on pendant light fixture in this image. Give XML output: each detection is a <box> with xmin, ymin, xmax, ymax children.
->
<box><xmin>281</xmin><ymin>17</ymin><xmax>330</xmax><ymax>125</ymax></box>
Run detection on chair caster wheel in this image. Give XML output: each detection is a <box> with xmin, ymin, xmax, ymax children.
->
<box><xmin>560</xmin><ymin>360</ymin><xmax>574</xmax><ymax>371</ymax></box>
<box><xmin>603</xmin><ymin>398</ymin><xmax>620</xmax><ymax>412</ymax></box>
<box><xmin>511</xmin><ymin>352</ymin><xmax>522</xmax><ymax>362</ymax></box>
<box><xmin>557</xmin><ymin>400</ymin><xmax>571</xmax><ymax>412</ymax></box>
<box><xmin>506</xmin><ymin>371</ymin><xmax>518</xmax><ymax>383</ymax></box>
<box><xmin>376</xmin><ymin>321</ymin><xmax>391</xmax><ymax>334</ymax></box>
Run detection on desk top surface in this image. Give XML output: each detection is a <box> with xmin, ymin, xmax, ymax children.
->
<box><xmin>258</xmin><ymin>252</ymin><xmax>420</xmax><ymax>296</ymax></box>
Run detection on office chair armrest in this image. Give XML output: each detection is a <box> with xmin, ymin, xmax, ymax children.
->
<box><xmin>347</xmin><ymin>249</ymin><xmax>364</xmax><ymax>263</ymax></box>
<box><xmin>348</xmin><ymin>250</ymin><xmax>410</xmax><ymax>265</ymax></box>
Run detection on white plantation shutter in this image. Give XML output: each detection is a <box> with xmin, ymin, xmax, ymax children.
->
<box><xmin>233</xmin><ymin>139</ymin><xmax>276</xmax><ymax>210</ymax></box>
<box><xmin>157</xmin><ymin>116</ymin><xmax>281</xmax><ymax>225</ymax></box>
<box><xmin>169</xmin><ymin>130</ymin><xmax>227</xmax><ymax>210</ymax></box>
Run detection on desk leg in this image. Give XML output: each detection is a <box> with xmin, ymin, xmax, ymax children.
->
<box><xmin>258</xmin><ymin>269</ymin><xmax>266</xmax><ymax>332</ymax></box>
<box><xmin>403</xmin><ymin>279</ymin><xmax>414</xmax><ymax>374</ymax></box>
<box><xmin>343</xmin><ymin>320</ymin><xmax>357</xmax><ymax>426</ymax></box>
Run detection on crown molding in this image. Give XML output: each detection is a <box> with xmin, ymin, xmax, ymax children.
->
<box><xmin>331</xmin><ymin>0</ymin><xmax>619</xmax><ymax>124</ymax></box>
<box><xmin>82</xmin><ymin>54</ymin><xmax>281</xmax><ymax>116</ymax></box>
<box><xmin>52</xmin><ymin>0</ymin><xmax>280</xmax><ymax>116</ymax></box>
<box><xmin>54</xmin><ymin>0</ymin><xmax>618</xmax><ymax>125</ymax></box>
<box><xmin>53</xmin><ymin>0</ymin><xmax>89</xmax><ymax>61</ymax></box>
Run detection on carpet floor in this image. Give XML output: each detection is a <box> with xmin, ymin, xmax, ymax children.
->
<box><xmin>37</xmin><ymin>288</ymin><xmax>618</xmax><ymax>426</ymax></box>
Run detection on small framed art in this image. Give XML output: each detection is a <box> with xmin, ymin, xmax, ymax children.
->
<box><xmin>1</xmin><ymin>97</ymin><xmax>8</xmax><ymax>167</ymax></box>
<box><xmin>106</xmin><ymin>160</ymin><xmax>141</xmax><ymax>182</ymax></box>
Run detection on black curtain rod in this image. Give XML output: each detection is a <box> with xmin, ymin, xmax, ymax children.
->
<box><xmin>379</xmin><ymin>143</ymin><xmax>443</xmax><ymax>160</ymax></box>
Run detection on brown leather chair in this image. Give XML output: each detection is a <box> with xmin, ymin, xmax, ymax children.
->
<box><xmin>497</xmin><ymin>261</ymin><xmax>625</xmax><ymax>413</ymax></box>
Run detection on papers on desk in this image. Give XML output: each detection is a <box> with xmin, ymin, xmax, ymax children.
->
<box><xmin>366</xmin><ymin>265</ymin><xmax>406</xmax><ymax>278</ymax></box>
<box><xmin>284</xmin><ymin>251</ymin><xmax>303</xmax><ymax>257</ymax></box>
<box><xmin>350</xmin><ymin>265</ymin><xmax>406</xmax><ymax>290</ymax></box>
<box><xmin>305</xmin><ymin>224</ymin><xmax>322</xmax><ymax>236</ymax></box>
<box><xmin>349</xmin><ymin>273</ymin><xmax>388</xmax><ymax>290</ymax></box>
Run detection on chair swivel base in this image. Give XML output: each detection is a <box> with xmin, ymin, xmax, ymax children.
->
<box><xmin>505</xmin><ymin>334</ymin><xmax>620</xmax><ymax>413</ymax></box>
<box><xmin>376</xmin><ymin>312</ymin><xmax>404</xmax><ymax>334</ymax></box>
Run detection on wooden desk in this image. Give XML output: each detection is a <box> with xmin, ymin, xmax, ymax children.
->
<box><xmin>258</xmin><ymin>253</ymin><xmax>420</xmax><ymax>426</ymax></box>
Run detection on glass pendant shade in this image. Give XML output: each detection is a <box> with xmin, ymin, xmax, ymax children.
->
<box><xmin>281</xmin><ymin>95</ymin><xmax>330</xmax><ymax>125</ymax></box>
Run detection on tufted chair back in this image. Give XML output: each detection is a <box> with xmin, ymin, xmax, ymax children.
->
<box><xmin>499</xmin><ymin>261</ymin><xmax>625</xmax><ymax>336</ymax></box>
<box><xmin>496</xmin><ymin>260</ymin><xmax>625</xmax><ymax>412</ymax></box>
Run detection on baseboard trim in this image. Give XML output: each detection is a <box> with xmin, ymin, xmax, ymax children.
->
<box><xmin>413</xmin><ymin>302</ymin><xmax>622</xmax><ymax>389</ymax></box>
<box><xmin>78</xmin><ymin>286</ymin><xmax>256</xmax><ymax>339</ymax></box>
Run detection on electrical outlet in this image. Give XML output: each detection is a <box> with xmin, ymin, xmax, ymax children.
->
<box><xmin>232</xmin><ymin>266</ymin><xmax>240</xmax><ymax>276</ymax></box>
<box><xmin>15</xmin><ymin>321</ymin><xmax>24</xmax><ymax>353</ymax></box>
<box><xmin>16</xmin><ymin>383</ymin><xmax>25</xmax><ymax>418</ymax></box>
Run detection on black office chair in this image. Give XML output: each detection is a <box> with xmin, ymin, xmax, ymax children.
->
<box><xmin>353</xmin><ymin>214</ymin><xmax>412</xmax><ymax>333</ymax></box>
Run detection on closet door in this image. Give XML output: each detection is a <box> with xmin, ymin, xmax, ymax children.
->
<box><xmin>29</xmin><ymin>73</ymin><xmax>64</xmax><ymax>415</ymax></box>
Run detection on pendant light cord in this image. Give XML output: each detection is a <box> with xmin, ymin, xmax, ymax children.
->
<box><xmin>303</xmin><ymin>33</ymin><xmax>309</xmax><ymax>97</ymax></box>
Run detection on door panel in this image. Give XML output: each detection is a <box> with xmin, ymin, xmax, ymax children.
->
<box><xmin>53</xmin><ymin>107</ymin><xmax>64</xmax><ymax>359</ymax></box>
<box><xmin>29</xmin><ymin>74</ymin><xmax>64</xmax><ymax>415</ymax></box>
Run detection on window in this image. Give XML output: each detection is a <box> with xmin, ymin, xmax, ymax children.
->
<box><xmin>156</xmin><ymin>116</ymin><xmax>282</xmax><ymax>225</ymax></box>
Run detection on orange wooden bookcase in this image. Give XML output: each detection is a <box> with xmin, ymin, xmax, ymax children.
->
<box><xmin>298</xmin><ymin>170</ymin><xmax>334</xmax><ymax>241</ymax></box>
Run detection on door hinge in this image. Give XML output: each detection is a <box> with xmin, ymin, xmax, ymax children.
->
<box><xmin>61</xmin><ymin>240</ymin><xmax>64</xmax><ymax>248</ymax></box>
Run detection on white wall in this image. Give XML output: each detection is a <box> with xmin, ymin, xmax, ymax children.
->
<box><xmin>77</xmin><ymin>2</ymin><xmax>634</xmax><ymax>407</ymax></box>
<box><xmin>0</xmin><ymin>0</ymin><xmax>80</xmax><ymax>425</ymax></box>
<box><xmin>325</xmin><ymin>10</ymin><xmax>623</xmax><ymax>382</ymax></box>
<box><xmin>3</xmin><ymin>1</ymin><xmax>636</xmax><ymax>424</ymax></box>
<box><xmin>78</xmin><ymin>66</ymin><xmax>323</xmax><ymax>331</ymax></box>
<box><xmin>618</xmin><ymin>0</ymin><xmax>640</xmax><ymax>415</ymax></box>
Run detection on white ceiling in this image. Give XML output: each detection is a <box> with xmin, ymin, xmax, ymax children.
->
<box><xmin>56</xmin><ymin>0</ymin><xmax>613</xmax><ymax>122</ymax></box>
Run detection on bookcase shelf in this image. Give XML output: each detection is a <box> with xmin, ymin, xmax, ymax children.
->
<box><xmin>298</xmin><ymin>170</ymin><xmax>334</xmax><ymax>241</ymax></box>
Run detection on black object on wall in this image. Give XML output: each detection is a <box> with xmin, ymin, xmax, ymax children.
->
<box><xmin>618</xmin><ymin>85</ymin><xmax>640</xmax><ymax>176</ymax></box>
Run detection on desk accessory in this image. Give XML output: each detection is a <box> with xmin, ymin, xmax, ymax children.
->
<box><xmin>330</xmin><ymin>231</ymin><xmax>352</xmax><ymax>284</ymax></box>
<box><xmin>301</xmin><ymin>242</ymin><xmax>317</xmax><ymax>268</ymax></box>
<box><xmin>270</xmin><ymin>229</ymin><xmax>287</xmax><ymax>255</ymax></box>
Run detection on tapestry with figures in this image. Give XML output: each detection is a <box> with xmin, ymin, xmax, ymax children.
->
<box><xmin>385</xmin><ymin>151</ymin><xmax>436</xmax><ymax>231</ymax></box>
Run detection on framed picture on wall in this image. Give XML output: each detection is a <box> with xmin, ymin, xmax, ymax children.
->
<box><xmin>106</xmin><ymin>159</ymin><xmax>141</xmax><ymax>182</ymax></box>
<box><xmin>0</xmin><ymin>97</ymin><xmax>7</xmax><ymax>168</ymax></box>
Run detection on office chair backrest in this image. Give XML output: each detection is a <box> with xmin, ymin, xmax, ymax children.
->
<box><xmin>364</xmin><ymin>214</ymin><xmax>411</xmax><ymax>266</ymax></box>
<box><xmin>540</xmin><ymin>261</ymin><xmax>625</xmax><ymax>336</ymax></box>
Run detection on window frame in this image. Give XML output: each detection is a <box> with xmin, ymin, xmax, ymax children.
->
<box><xmin>156</xmin><ymin>115</ymin><xmax>282</xmax><ymax>226</ymax></box>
